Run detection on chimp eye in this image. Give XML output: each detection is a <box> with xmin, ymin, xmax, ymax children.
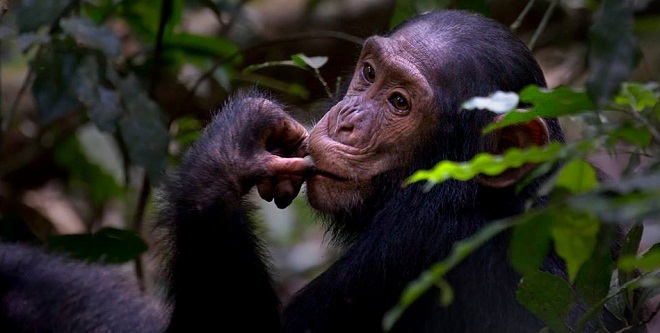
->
<box><xmin>362</xmin><ymin>63</ymin><xmax>376</xmax><ymax>83</ymax></box>
<box><xmin>388</xmin><ymin>93</ymin><xmax>410</xmax><ymax>112</ymax></box>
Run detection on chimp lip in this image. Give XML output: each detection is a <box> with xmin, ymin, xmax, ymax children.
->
<box><xmin>306</xmin><ymin>166</ymin><xmax>348</xmax><ymax>181</ymax></box>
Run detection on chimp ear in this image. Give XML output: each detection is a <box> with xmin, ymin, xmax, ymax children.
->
<box><xmin>477</xmin><ymin>113</ymin><xmax>550</xmax><ymax>188</ymax></box>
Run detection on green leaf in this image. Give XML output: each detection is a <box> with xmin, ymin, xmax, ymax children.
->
<box><xmin>618</xmin><ymin>243</ymin><xmax>660</xmax><ymax>273</ymax></box>
<box><xmin>164</xmin><ymin>33</ymin><xmax>238</xmax><ymax>58</ymax></box>
<box><xmin>47</xmin><ymin>227</ymin><xmax>148</xmax><ymax>264</ymax></box>
<box><xmin>614</xmin><ymin>82</ymin><xmax>659</xmax><ymax>112</ymax></box>
<box><xmin>31</xmin><ymin>43</ymin><xmax>82</xmax><ymax>124</ymax></box>
<box><xmin>554</xmin><ymin>159</ymin><xmax>598</xmax><ymax>194</ymax></box>
<box><xmin>54</xmin><ymin>135</ymin><xmax>123</xmax><ymax>205</ymax></box>
<box><xmin>509</xmin><ymin>214</ymin><xmax>552</xmax><ymax>276</ymax></box>
<box><xmin>608</xmin><ymin>124</ymin><xmax>652</xmax><ymax>148</ymax></box>
<box><xmin>587</xmin><ymin>0</ymin><xmax>640</xmax><ymax>107</ymax></box>
<box><xmin>17</xmin><ymin>0</ymin><xmax>69</xmax><ymax>32</ymax></box>
<box><xmin>73</xmin><ymin>56</ymin><xmax>123</xmax><ymax>131</ymax></box>
<box><xmin>462</xmin><ymin>91</ymin><xmax>519</xmax><ymax>114</ymax></box>
<box><xmin>109</xmin><ymin>70</ymin><xmax>169</xmax><ymax>184</ymax></box>
<box><xmin>383</xmin><ymin>219</ymin><xmax>513</xmax><ymax>330</ymax></box>
<box><xmin>291</xmin><ymin>54</ymin><xmax>328</xmax><ymax>69</ymax></box>
<box><xmin>551</xmin><ymin>213</ymin><xmax>600</xmax><ymax>283</ymax></box>
<box><xmin>60</xmin><ymin>17</ymin><xmax>122</xmax><ymax>59</ymax></box>
<box><xmin>484</xmin><ymin>86</ymin><xmax>594</xmax><ymax>133</ymax></box>
<box><xmin>406</xmin><ymin>142</ymin><xmax>564</xmax><ymax>188</ymax></box>
<box><xmin>575</xmin><ymin>226</ymin><xmax>617</xmax><ymax>308</ymax></box>
<box><xmin>516</xmin><ymin>271</ymin><xmax>574</xmax><ymax>333</ymax></box>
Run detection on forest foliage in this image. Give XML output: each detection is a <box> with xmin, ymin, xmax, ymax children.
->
<box><xmin>0</xmin><ymin>0</ymin><xmax>659</xmax><ymax>331</ymax></box>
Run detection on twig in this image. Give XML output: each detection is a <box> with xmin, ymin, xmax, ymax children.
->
<box><xmin>510</xmin><ymin>0</ymin><xmax>537</xmax><ymax>32</ymax></box>
<box><xmin>528</xmin><ymin>0</ymin><xmax>558</xmax><ymax>51</ymax></box>
<box><xmin>0</xmin><ymin>0</ymin><xmax>10</xmax><ymax>21</ymax></box>
<box><xmin>217</xmin><ymin>0</ymin><xmax>250</xmax><ymax>36</ymax></box>
<box><xmin>180</xmin><ymin>30</ymin><xmax>364</xmax><ymax>110</ymax></box>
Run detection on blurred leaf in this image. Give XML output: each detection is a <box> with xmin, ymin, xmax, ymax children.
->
<box><xmin>619</xmin><ymin>243</ymin><xmax>660</xmax><ymax>273</ymax></box>
<box><xmin>60</xmin><ymin>17</ymin><xmax>122</xmax><ymax>59</ymax></box>
<box><xmin>509</xmin><ymin>214</ymin><xmax>552</xmax><ymax>276</ymax></box>
<box><xmin>608</xmin><ymin>124</ymin><xmax>652</xmax><ymax>148</ymax></box>
<box><xmin>31</xmin><ymin>43</ymin><xmax>82</xmax><ymax>124</ymax></box>
<box><xmin>82</xmin><ymin>0</ymin><xmax>121</xmax><ymax>23</ymax></box>
<box><xmin>48</xmin><ymin>227</ymin><xmax>147</xmax><ymax>264</ymax></box>
<box><xmin>587</xmin><ymin>0</ymin><xmax>640</xmax><ymax>107</ymax></box>
<box><xmin>54</xmin><ymin>136</ymin><xmax>123</xmax><ymax>205</ymax></box>
<box><xmin>551</xmin><ymin>213</ymin><xmax>600</xmax><ymax>283</ymax></box>
<box><xmin>554</xmin><ymin>159</ymin><xmax>598</xmax><ymax>195</ymax></box>
<box><xmin>406</xmin><ymin>142</ymin><xmax>564</xmax><ymax>189</ymax></box>
<box><xmin>569</xmin><ymin>190</ymin><xmax>660</xmax><ymax>224</ymax></box>
<box><xmin>516</xmin><ymin>271</ymin><xmax>574</xmax><ymax>333</ymax></box>
<box><xmin>109</xmin><ymin>71</ymin><xmax>169</xmax><ymax>184</ymax></box>
<box><xmin>575</xmin><ymin>227</ymin><xmax>617</xmax><ymax>308</ymax></box>
<box><xmin>243</xmin><ymin>60</ymin><xmax>301</xmax><ymax>74</ymax></box>
<box><xmin>17</xmin><ymin>0</ymin><xmax>69</xmax><ymax>32</ymax></box>
<box><xmin>74</xmin><ymin>56</ymin><xmax>123</xmax><ymax>131</ymax></box>
<box><xmin>17</xmin><ymin>33</ymin><xmax>51</xmax><ymax>52</ymax></box>
<box><xmin>164</xmin><ymin>33</ymin><xmax>238</xmax><ymax>58</ymax></box>
<box><xmin>485</xmin><ymin>86</ymin><xmax>594</xmax><ymax>133</ymax></box>
<box><xmin>462</xmin><ymin>91</ymin><xmax>519</xmax><ymax>114</ymax></box>
<box><xmin>614</xmin><ymin>82</ymin><xmax>659</xmax><ymax>112</ymax></box>
<box><xmin>291</xmin><ymin>54</ymin><xmax>328</xmax><ymax>69</ymax></box>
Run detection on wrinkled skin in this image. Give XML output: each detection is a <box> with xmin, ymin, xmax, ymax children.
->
<box><xmin>306</xmin><ymin>34</ymin><xmax>436</xmax><ymax>214</ymax></box>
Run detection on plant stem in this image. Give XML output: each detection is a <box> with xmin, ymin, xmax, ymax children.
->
<box><xmin>510</xmin><ymin>0</ymin><xmax>537</xmax><ymax>32</ymax></box>
<box><xmin>528</xmin><ymin>0</ymin><xmax>558</xmax><ymax>51</ymax></box>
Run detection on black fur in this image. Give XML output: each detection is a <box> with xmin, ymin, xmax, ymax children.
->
<box><xmin>0</xmin><ymin>9</ymin><xmax>639</xmax><ymax>333</ymax></box>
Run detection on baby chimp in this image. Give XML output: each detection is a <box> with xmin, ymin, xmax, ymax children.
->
<box><xmin>0</xmin><ymin>9</ymin><xmax>635</xmax><ymax>333</ymax></box>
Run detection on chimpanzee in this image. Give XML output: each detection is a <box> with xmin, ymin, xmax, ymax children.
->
<box><xmin>0</xmin><ymin>9</ymin><xmax>639</xmax><ymax>333</ymax></box>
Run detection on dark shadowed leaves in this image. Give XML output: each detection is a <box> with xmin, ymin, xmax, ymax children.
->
<box><xmin>48</xmin><ymin>227</ymin><xmax>148</xmax><ymax>264</ymax></box>
<box><xmin>17</xmin><ymin>0</ymin><xmax>69</xmax><ymax>32</ymax></box>
<box><xmin>587</xmin><ymin>0</ymin><xmax>640</xmax><ymax>108</ymax></box>
<box><xmin>31</xmin><ymin>44</ymin><xmax>82</xmax><ymax>124</ymax></box>
<box><xmin>517</xmin><ymin>271</ymin><xmax>575</xmax><ymax>333</ymax></box>
<box><xmin>60</xmin><ymin>17</ymin><xmax>122</xmax><ymax>59</ymax></box>
<box><xmin>74</xmin><ymin>56</ymin><xmax>123</xmax><ymax>131</ymax></box>
<box><xmin>109</xmin><ymin>71</ymin><xmax>169</xmax><ymax>184</ymax></box>
<box><xmin>509</xmin><ymin>213</ymin><xmax>552</xmax><ymax>276</ymax></box>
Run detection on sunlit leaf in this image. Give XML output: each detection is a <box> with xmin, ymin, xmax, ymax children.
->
<box><xmin>484</xmin><ymin>86</ymin><xmax>594</xmax><ymax>133</ymax></box>
<box><xmin>291</xmin><ymin>54</ymin><xmax>328</xmax><ymax>69</ymax></box>
<box><xmin>551</xmin><ymin>213</ymin><xmax>600</xmax><ymax>283</ymax></box>
<box><xmin>517</xmin><ymin>271</ymin><xmax>574</xmax><ymax>333</ymax></box>
<box><xmin>554</xmin><ymin>159</ymin><xmax>598</xmax><ymax>194</ymax></box>
<box><xmin>618</xmin><ymin>243</ymin><xmax>660</xmax><ymax>273</ymax></box>
<box><xmin>462</xmin><ymin>91</ymin><xmax>519</xmax><ymax>114</ymax></box>
<box><xmin>406</xmin><ymin>142</ymin><xmax>564</xmax><ymax>188</ymax></box>
<box><xmin>614</xmin><ymin>82</ymin><xmax>659</xmax><ymax>112</ymax></box>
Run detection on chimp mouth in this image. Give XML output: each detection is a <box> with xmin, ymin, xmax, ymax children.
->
<box><xmin>306</xmin><ymin>167</ymin><xmax>349</xmax><ymax>181</ymax></box>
